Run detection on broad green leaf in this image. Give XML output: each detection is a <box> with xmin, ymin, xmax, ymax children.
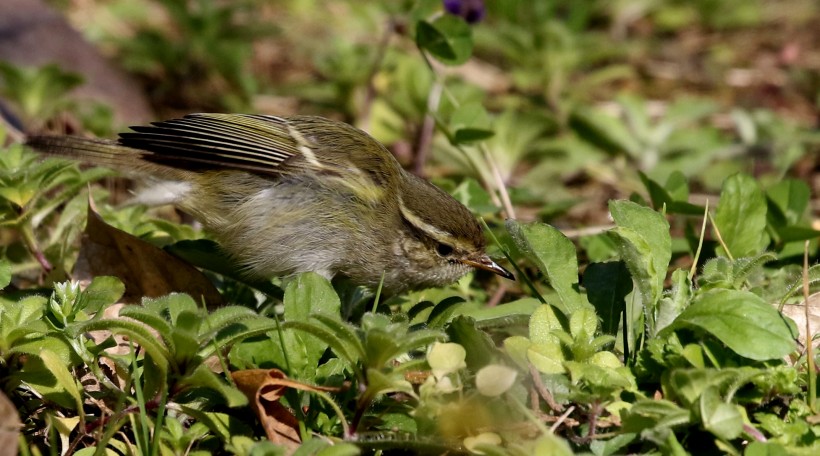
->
<box><xmin>450</xmin><ymin>102</ymin><xmax>494</xmax><ymax>144</ymax></box>
<box><xmin>39</xmin><ymin>349</ymin><xmax>82</xmax><ymax>409</ymax></box>
<box><xmin>609</xmin><ymin>200</ymin><xmax>671</xmax><ymax>315</ymax></box>
<box><xmin>714</xmin><ymin>173</ymin><xmax>768</xmax><ymax>257</ymax></box>
<box><xmin>503</xmin><ymin>336</ymin><xmax>531</xmax><ymax>369</ymax></box>
<box><xmin>456</xmin><ymin>297</ymin><xmax>540</xmax><ymax>323</ymax></box>
<box><xmin>81</xmin><ymin>276</ymin><xmax>124</xmax><ymax>314</ymax></box>
<box><xmin>621</xmin><ymin>399</ymin><xmax>690</xmax><ymax>433</ymax></box>
<box><xmin>282</xmin><ymin>273</ymin><xmax>342</xmax><ymax>377</ymax></box>
<box><xmin>699</xmin><ymin>386</ymin><xmax>742</xmax><ymax>441</ymax></box>
<box><xmin>584</xmin><ymin>261</ymin><xmax>632</xmax><ymax>335</ymax></box>
<box><xmin>315</xmin><ymin>443</ymin><xmax>362</xmax><ymax>456</ymax></box>
<box><xmin>532</xmin><ymin>434</ymin><xmax>573</xmax><ymax>456</ymax></box>
<box><xmin>638</xmin><ymin>172</ymin><xmax>703</xmax><ymax>215</ymax></box>
<box><xmin>744</xmin><ymin>442</ymin><xmax>790</xmax><ymax>456</ymax></box>
<box><xmin>664</xmin><ymin>290</ymin><xmax>795</xmax><ymax>360</ymax></box>
<box><xmin>589</xmin><ymin>351</ymin><xmax>623</xmax><ymax>369</ymax></box>
<box><xmin>446</xmin><ymin>317</ymin><xmax>498</xmax><ymax>369</ymax></box>
<box><xmin>569</xmin><ymin>306</ymin><xmax>598</xmax><ymax>341</ymax></box>
<box><xmin>766</xmin><ymin>178</ymin><xmax>809</xmax><ymax>226</ymax></box>
<box><xmin>452</xmin><ymin>178</ymin><xmax>497</xmax><ymax>214</ymax></box>
<box><xmin>528</xmin><ymin>342</ymin><xmax>564</xmax><ymax>374</ymax></box>
<box><xmin>507</xmin><ymin>220</ymin><xmax>590</xmax><ymax>315</ymax></box>
<box><xmin>415</xmin><ymin>15</ymin><xmax>473</xmax><ymax>65</ymax></box>
<box><xmin>427</xmin><ymin>342</ymin><xmax>466</xmax><ymax>378</ymax></box>
<box><xmin>665</xmin><ymin>368</ymin><xmax>739</xmax><ymax>407</ymax></box>
<box><xmin>284</xmin><ymin>272</ymin><xmax>340</xmax><ymax>320</ymax></box>
<box><xmin>570</xmin><ymin>106</ymin><xmax>642</xmax><ymax>157</ymax></box>
<box><xmin>180</xmin><ymin>364</ymin><xmax>247</xmax><ymax>407</ymax></box>
<box><xmin>0</xmin><ymin>259</ymin><xmax>9</xmax><ymax>289</ymax></box>
<box><xmin>665</xmin><ymin>171</ymin><xmax>689</xmax><ymax>201</ymax></box>
<box><xmin>656</xmin><ymin>269</ymin><xmax>692</xmax><ymax>332</ymax></box>
<box><xmin>464</xmin><ymin>433</ymin><xmax>502</xmax><ymax>454</ymax></box>
<box><xmin>529</xmin><ymin>304</ymin><xmax>563</xmax><ymax>346</ymax></box>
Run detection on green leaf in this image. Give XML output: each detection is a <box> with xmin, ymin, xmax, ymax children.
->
<box><xmin>638</xmin><ymin>172</ymin><xmax>703</xmax><ymax>215</ymax></box>
<box><xmin>503</xmin><ymin>336</ymin><xmax>531</xmax><ymax>370</ymax></box>
<box><xmin>665</xmin><ymin>171</ymin><xmax>689</xmax><ymax>201</ymax></box>
<box><xmin>531</xmin><ymin>434</ymin><xmax>573</xmax><ymax>456</ymax></box>
<box><xmin>446</xmin><ymin>316</ymin><xmax>498</xmax><ymax>369</ymax></box>
<box><xmin>427</xmin><ymin>342</ymin><xmax>466</xmax><ymax>378</ymax></box>
<box><xmin>584</xmin><ymin>261</ymin><xmax>632</xmax><ymax>335</ymax></box>
<box><xmin>744</xmin><ymin>441</ymin><xmax>790</xmax><ymax>456</ymax></box>
<box><xmin>415</xmin><ymin>15</ymin><xmax>473</xmax><ymax>65</ymax></box>
<box><xmin>699</xmin><ymin>386</ymin><xmax>742</xmax><ymax>441</ymax></box>
<box><xmin>656</xmin><ymin>269</ymin><xmax>692</xmax><ymax>332</ymax></box>
<box><xmin>569</xmin><ymin>307</ymin><xmax>598</xmax><ymax>341</ymax></box>
<box><xmin>450</xmin><ymin>102</ymin><xmax>494</xmax><ymax>144</ymax></box>
<box><xmin>570</xmin><ymin>106</ymin><xmax>641</xmax><ymax>157</ymax></box>
<box><xmin>475</xmin><ymin>364</ymin><xmax>517</xmax><ymax>397</ymax></box>
<box><xmin>315</xmin><ymin>443</ymin><xmax>361</xmax><ymax>456</ymax></box>
<box><xmin>452</xmin><ymin>178</ymin><xmax>497</xmax><ymax>214</ymax></box>
<box><xmin>528</xmin><ymin>342</ymin><xmax>564</xmax><ymax>374</ymax></box>
<box><xmin>284</xmin><ymin>272</ymin><xmax>340</xmax><ymax>320</ymax></box>
<box><xmin>529</xmin><ymin>304</ymin><xmax>563</xmax><ymax>346</ymax></box>
<box><xmin>609</xmin><ymin>200</ymin><xmax>671</xmax><ymax>316</ymax></box>
<box><xmin>0</xmin><ymin>259</ymin><xmax>9</xmax><ymax>289</ymax></box>
<box><xmin>38</xmin><ymin>349</ymin><xmax>82</xmax><ymax>409</ymax></box>
<box><xmin>714</xmin><ymin>173</ymin><xmax>768</xmax><ymax>257</ymax></box>
<box><xmin>664</xmin><ymin>290</ymin><xmax>795</xmax><ymax>360</ymax></box>
<box><xmin>506</xmin><ymin>220</ymin><xmax>590</xmax><ymax>315</ymax></box>
<box><xmin>81</xmin><ymin>276</ymin><xmax>124</xmax><ymax>314</ymax></box>
<box><xmin>180</xmin><ymin>364</ymin><xmax>247</xmax><ymax>407</ymax></box>
<box><xmin>766</xmin><ymin>178</ymin><xmax>809</xmax><ymax>226</ymax></box>
<box><xmin>621</xmin><ymin>399</ymin><xmax>691</xmax><ymax>433</ymax></box>
<box><xmin>282</xmin><ymin>273</ymin><xmax>342</xmax><ymax>376</ymax></box>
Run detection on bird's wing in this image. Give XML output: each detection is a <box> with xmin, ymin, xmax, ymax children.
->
<box><xmin>118</xmin><ymin>113</ymin><xmax>302</xmax><ymax>175</ymax></box>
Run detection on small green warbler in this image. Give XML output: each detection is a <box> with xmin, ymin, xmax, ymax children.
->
<box><xmin>27</xmin><ymin>113</ymin><xmax>513</xmax><ymax>293</ymax></box>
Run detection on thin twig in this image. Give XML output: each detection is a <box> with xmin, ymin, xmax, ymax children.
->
<box><xmin>804</xmin><ymin>240</ymin><xmax>816</xmax><ymax>411</ymax></box>
<box><xmin>708</xmin><ymin>210</ymin><xmax>733</xmax><ymax>261</ymax></box>
<box><xmin>689</xmin><ymin>199</ymin><xmax>710</xmax><ymax>280</ymax></box>
<box><xmin>480</xmin><ymin>145</ymin><xmax>515</xmax><ymax>219</ymax></box>
<box><xmin>585</xmin><ymin>402</ymin><xmax>601</xmax><ymax>441</ymax></box>
<box><xmin>414</xmin><ymin>81</ymin><xmax>444</xmax><ymax>176</ymax></box>
<box><xmin>529</xmin><ymin>364</ymin><xmax>563</xmax><ymax>412</ymax></box>
<box><xmin>0</xmin><ymin>114</ymin><xmax>25</xmax><ymax>144</ymax></box>
<box><xmin>361</xmin><ymin>17</ymin><xmax>395</xmax><ymax>132</ymax></box>
<box><xmin>744</xmin><ymin>423</ymin><xmax>768</xmax><ymax>442</ymax></box>
<box><xmin>486</xmin><ymin>282</ymin><xmax>508</xmax><ymax>307</ymax></box>
<box><xmin>550</xmin><ymin>405</ymin><xmax>575</xmax><ymax>433</ymax></box>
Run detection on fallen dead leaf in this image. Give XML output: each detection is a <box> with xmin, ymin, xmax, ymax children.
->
<box><xmin>73</xmin><ymin>200</ymin><xmax>223</xmax><ymax>307</ymax></box>
<box><xmin>0</xmin><ymin>390</ymin><xmax>20</xmax><ymax>456</ymax></box>
<box><xmin>781</xmin><ymin>291</ymin><xmax>820</xmax><ymax>349</ymax></box>
<box><xmin>231</xmin><ymin>369</ymin><xmax>347</xmax><ymax>453</ymax></box>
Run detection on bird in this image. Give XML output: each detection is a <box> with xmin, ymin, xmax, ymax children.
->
<box><xmin>26</xmin><ymin>113</ymin><xmax>513</xmax><ymax>294</ymax></box>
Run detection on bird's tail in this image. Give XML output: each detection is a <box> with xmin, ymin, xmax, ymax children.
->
<box><xmin>26</xmin><ymin>136</ymin><xmax>138</xmax><ymax>167</ymax></box>
<box><xmin>25</xmin><ymin>135</ymin><xmax>179</xmax><ymax>178</ymax></box>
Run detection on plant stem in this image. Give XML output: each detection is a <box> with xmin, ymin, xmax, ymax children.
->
<box><xmin>20</xmin><ymin>223</ymin><xmax>52</xmax><ymax>272</ymax></box>
<box><xmin>804</xmin><ymin>240</ymin><xmax>816</xmax><ymax>411</ymax></box>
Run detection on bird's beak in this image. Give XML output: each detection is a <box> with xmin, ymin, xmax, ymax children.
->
<box><xmin>460</xmin><ymin>254</ymin><xmax>515</xmax><ymax>280</ymax></box>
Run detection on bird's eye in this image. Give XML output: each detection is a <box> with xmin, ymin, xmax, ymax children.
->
<box><xmin>436</xmin><ymin>243</ymin><xmax>454</xmax><ymax>257</ymax></box>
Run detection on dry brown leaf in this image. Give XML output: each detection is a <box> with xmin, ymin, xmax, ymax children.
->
<box><xmin>781</xmin><ymin>291</ymin><xmax>820</xmax><ymax>348</ymax></box>
<box><xmin>73</xmin><ymin>201</ymin><xmax>223</xmax><ymax>307</ymax></box>
<box><xmin>0</xmin><ymin>390</ymin><xmax>20</xmax><ymax>456</ymax></box>
<box><xmin>231</xmin><ymin>369</ymin><xmax>346</xmax><ymax>452</ymax></box>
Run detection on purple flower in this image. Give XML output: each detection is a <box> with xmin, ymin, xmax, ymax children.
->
<box><xmin>443</xmin><ymin>0</ymin><xmax>485</xmax><ymax>24</ymax></box>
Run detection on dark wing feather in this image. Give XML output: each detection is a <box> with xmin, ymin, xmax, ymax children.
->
<box><xmin>118</xmin><ymin>113</ymin><xmax>302</xmax><ymax>175</ymax></box>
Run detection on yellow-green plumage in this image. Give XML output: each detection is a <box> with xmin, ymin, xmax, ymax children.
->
<box><xmin>26</xmin><ymin>113</ymin><xmax>512</xmax><ymax>293</ymax></box>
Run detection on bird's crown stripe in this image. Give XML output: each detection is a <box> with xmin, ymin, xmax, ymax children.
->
<box><xmin>398</xmin><ymin>195</ymin><xmax>454</xmax><ymax>243</ymax></box>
